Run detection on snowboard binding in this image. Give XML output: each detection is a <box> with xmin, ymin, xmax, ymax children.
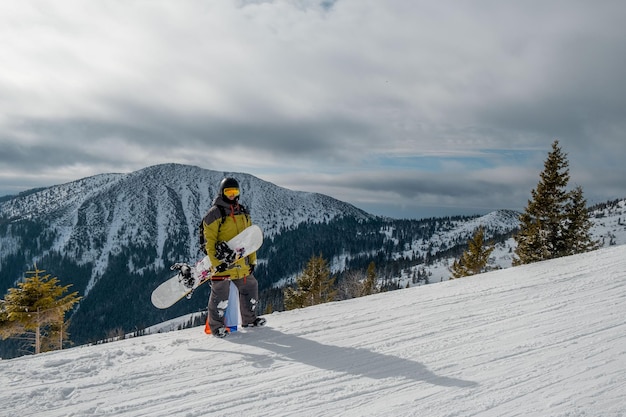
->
<box><xmin>215</xmin><ymin>241</ymin><xmax>236</xmax><ymax>264</ymax></box>
<box><xmin>171</xmin><ymin>262</ymin><xmax>194</xmax><ymax>289</ymax></box>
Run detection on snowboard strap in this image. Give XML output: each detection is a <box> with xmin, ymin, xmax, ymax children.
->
<box><xmin>217</xmin><ymin>205</ymin><xmax>228</xmax><ymax>232</ymax></box>
<box><xmin>211</xmin><ymin>276</ymin><xmax>230</xmax><ymax>281</ymax></box>
<box><xmin>199</xmin><ymin>205</ymin><xmax>228</xmax><ymax>254</ymax></box>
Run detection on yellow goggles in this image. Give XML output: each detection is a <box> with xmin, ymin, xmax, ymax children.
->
<box><xmin>223</xmin><ymin>187</ymin><xmax>240</xmax><ymax>199</ymax></box>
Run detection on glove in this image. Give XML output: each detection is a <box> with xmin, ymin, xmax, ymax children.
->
<box><xmin>215</xmin><ymin>241</ymin><xmax>235</xmax><ymax>263</ymax></box>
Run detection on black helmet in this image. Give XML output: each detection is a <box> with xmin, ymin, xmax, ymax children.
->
<box><xmin>219</xmin><ymin>177</ymin><xmax>240</xmax><ymax>202</ymax></box>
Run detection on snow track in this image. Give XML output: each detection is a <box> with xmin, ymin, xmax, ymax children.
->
<box><xmin>1</xmin><ymin>245</ymin><xmax>625</xmax><ymax>416</ymax></box>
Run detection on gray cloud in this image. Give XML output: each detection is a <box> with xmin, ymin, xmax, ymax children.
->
<box><xmin>1</xmin><ymin>0</ymin><xmax>625</xmax><ymax>218</ymax></box>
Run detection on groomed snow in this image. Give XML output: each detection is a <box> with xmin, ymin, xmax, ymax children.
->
<box><xmin>1</xmin><ymin>245</ymin><xmax>625</xmax><ymax>417</ymax></box>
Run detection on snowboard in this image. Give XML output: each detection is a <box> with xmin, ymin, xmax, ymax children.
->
<box><xmin>224</xmin><ymin>281</ymin><xmax>243</xmax><ymax>332</ymax></box>
<box><xmin>151</xmin><ymin>224</ymin><xmax>263</xmax><ymax>309</ymax></box>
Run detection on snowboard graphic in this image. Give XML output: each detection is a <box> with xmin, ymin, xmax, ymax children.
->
<box><xmin>225</xmin><ymin>281</ymin><xmax>242</xmax><ymax>332</ymax></box>
<box><xmin>151</xmin><ymin>225</ymin><xmax>263</xmax><ymax>309</ymax></box>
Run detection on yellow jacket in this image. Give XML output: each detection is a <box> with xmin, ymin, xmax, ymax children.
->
<box><xmin>202</xmin><ymin>196</ymin><xmax>256</xmax><ymax>279</ymax></box>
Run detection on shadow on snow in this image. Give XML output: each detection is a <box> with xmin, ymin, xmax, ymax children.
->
<box><xmin>193</xmin><ymin>327</ymin><xmax>477</xmax><ymax>388</ymax></box>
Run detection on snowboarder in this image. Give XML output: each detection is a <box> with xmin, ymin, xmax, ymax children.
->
<box><xmin>202</xmin><ymin>177</ymin><xmax>266</xmax><ymax>337</ymax></box>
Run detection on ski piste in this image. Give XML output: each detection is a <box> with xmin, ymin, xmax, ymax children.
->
<box><xmin>151</xmin><ymin>225</ymin><xmax>263</xmax><ymax>309</ymax></box>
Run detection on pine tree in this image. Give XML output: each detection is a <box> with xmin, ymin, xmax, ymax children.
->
<box><xmin>40</xmin><ymin>321</ymin><xmax>71</xmax><ymax>352</ymax></box>
<box><xmin>360</xmin><ymin>261</ymin><xmax>378</xmax><ymax>296</ymax></box>
<box><xmin>450</xmin><ymin>226</ymin><xmax>495</xmax><ymax>278</ymax></box>
<box><xmin>514</xmin><ymin>140</ymin><xmax>571</xmax><ymax>265</ymax></box>
<box><xmin>284</xmin><ymin>255</ymin><xmax>337</xmax><ymax>310</ymax></box>
<box><xmin>564</xmin><ymin>186</ymin><xmax>600</xmax><ymax>255</ymax></box>
<box><xmin>514</xmin><ymin>140</ymin><xmax>599</xmax><ymax>265</ymax></box>
<box><xmin>0</xmin><ymin>266</ymin><xmax>81</xmax><ymax>354</ymax></box>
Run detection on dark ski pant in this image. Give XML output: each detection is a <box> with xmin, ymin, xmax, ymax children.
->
<box><xmin>208</xmin><ymin>275</ymin><xmax>259</xmax><ymax>333</ymax></box>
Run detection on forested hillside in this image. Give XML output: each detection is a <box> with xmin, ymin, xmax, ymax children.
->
<box><xmin>2</xmin><ymin>164</ymin><xmax>622</xmax><ymax>358</ymax></box>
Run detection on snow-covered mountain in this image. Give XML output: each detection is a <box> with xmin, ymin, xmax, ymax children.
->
<box><xmin>401</xmin><ymin>198</ymin><xmax>626</xmax><ymax>286</ymax></box>
<box><xmin>0</xmin><ymin>164</ymin><xmax>371</xmax><ymax>284</ymax></box>
<box><xmin>0</xmin><ymin>164</ymin><xmax>381</xmax><ymax>350</ymax></box>
<box><xmin>1</xmin><ymin>163</ymin><xmax>624</xmax><ymax>354</ymax></box>
<box><xmin>1</xmin><ymin>244</ymin><xmax>624</xmax><ymax>417</ymax></box>
<box><xmin>589</xmin><ymin>198</ymin><xmax>626</xmax><ymax>247</ymax></box>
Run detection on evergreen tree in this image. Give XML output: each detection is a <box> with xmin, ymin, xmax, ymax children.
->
<box><xmin>284</xmin><ymin>254</ymin><xmax>337</xmax><ymax>310</ymax></box>
<box><xmin>0</xmin><ymin>266</ymin><xmax>81</xmax><ymax>354</ymax></box>
<box><xmin>514</xmin><ymin>140</ymin><xmax>599</xmax><ymax>265</ymax></box>
<box><xmin>514</xmin><ymin>140</ymin><xmax>571</xmax><ymax>265</ymax></box>
<box><xmin>361</xmin><ymin>261</ymin><xmax>379</xmax><ymax>296</ymax></box>
<box><xmin>564</xmin><ymin>186</ymin><xmax>600</xmax><ymax>255</ymax></box>
<box><xmin>450</xmin><ymin>227</ymin><xmax>495</xmax><ymax>278</ymax></box>
<box><xmin>40</xmin><ymin>321</ymin><xmax>71</xmax><ymax>352</ymax></box>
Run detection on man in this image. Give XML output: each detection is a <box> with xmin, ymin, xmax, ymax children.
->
<box><xmin>202</xmin><ymin>177</ymin><xmax>266</xmax><ymax>337</ymax></box>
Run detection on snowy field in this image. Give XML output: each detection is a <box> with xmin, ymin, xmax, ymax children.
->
<box><xmin>1</xmin><ymin>245</ymin><xmax>625</xmax><ymax>417</ymax></box>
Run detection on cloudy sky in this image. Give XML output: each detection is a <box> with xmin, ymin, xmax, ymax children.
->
<box><xmin>1</xmin><ymin>0</ymin><xmax>625</xmax><ymax>219</ymax></box>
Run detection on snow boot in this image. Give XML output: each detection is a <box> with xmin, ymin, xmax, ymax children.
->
<box><xmin>213</xmin><ymin>326</ymin><xmax>229</xmax><ymax>338</ymax></box>
<box><xmin>244</xmin><ymin>317</ymin><xmax>266</xmax><ymax>328</ymax></box>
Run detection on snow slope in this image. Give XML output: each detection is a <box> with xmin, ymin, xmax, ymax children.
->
<box><xmin>1</xmin><ymin>245</ymin><xmax>625</xmax><ymax>417</ymax></box>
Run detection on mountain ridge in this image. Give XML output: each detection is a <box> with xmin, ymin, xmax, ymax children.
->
<box><xmin>1</xmin><ymin>163</ymin><xmax>624</xmax><ymax>353</ymax></box>
<box><xmin>1</xmin><ymin>163</ymin><xmax>373</xmax><ymax>288</ymax></box>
